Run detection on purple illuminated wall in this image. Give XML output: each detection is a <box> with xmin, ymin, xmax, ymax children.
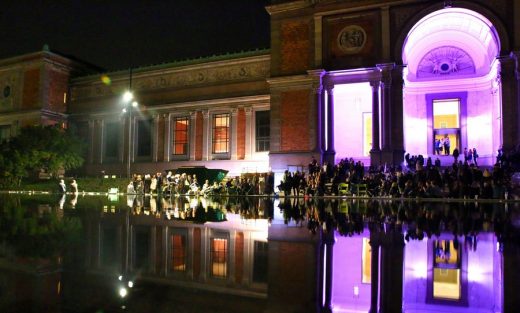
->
<box><xmin>331</xmin><ymin>231</ymin><xmax>371</xmax><ymax>312</ymax></box>
<box><xmin>333</xmin><ymin>83</ymin><xmax>372</xmax><ymax>163</ymax></box>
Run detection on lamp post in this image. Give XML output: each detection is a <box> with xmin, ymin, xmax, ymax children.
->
<box><xmin>122</xmin><ymin>90</ymin><xmax>138</xmax><ymax>179</ymax></box>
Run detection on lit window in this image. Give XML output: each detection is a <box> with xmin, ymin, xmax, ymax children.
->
<box><xmin>212</xmin><ymin>114</ymin><xmax>229</xmax><ymax>154</ymax></box>
<box><xmin>210</xmin><ymin>238</ymin><xmax>228</xmax><ymax>278</ymax></box>
<box><xmin>172</xmin><ymin>117</ymin><xmax>189</xmax><ymax>156</ymax></box>
<box><xmin>255</xmin><ymin>111</ymin><xmax>270</xmax><ymax>152</ymax></box>
<box><xmin>362</xmin><ymin>238</ymin><xmax>371</xmax><ymax>283</ymax></box>
<box><xmin>363</xmin><ymin>113</ymin><xmax>372</xmax><ymax>157</ymax></box>
<box><xmin>171</xmin><ymin>234</ymin><xmax>186</xmax><ymax>272</ymax></box>
<box><xmin>433</xmin><ymin>240</ymin><xmax>461</xmax><ymax>300</ymax></box>
<box><xmin>433</xmin><ymin>99</ymin><xmax>460</xmax><ymax>155</ymax></box>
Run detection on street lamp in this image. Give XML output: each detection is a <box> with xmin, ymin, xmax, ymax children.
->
<box><xmin>122</xmin><ymin>90</ymin><xmax>138</xmax><ymax>179</ymax></box>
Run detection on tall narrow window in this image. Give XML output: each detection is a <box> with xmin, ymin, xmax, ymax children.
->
<box><xmin>212</xmin><ymin>114</ymin><xmax>229</xmax><ymax>154</ymax></box>
<box><xmin>171</xmin><ymin>234</ymin><xmax>186</xmax><ymax>272</ymax></box>
<box><xmin>362</xmin><ymin>113</ymin><xmax>372</xmax><ymax>157</ymax></box>
<box><xmin>255</xmin><ymin>110</ymin><xmax>270</xmax><ymax>152</ymax></box>
<box><xmin>172</xmin><ymin>117</ymin><xmax>189</xmax><ymax>156</ymax></box>
<box><xmin>137</xmin><ymin>119</ymin><xmax>152</xmax><ymax>157</ymax></box>
<box><xmin>433</xmin><ymin>239</ymin><xmax>461</xmax><ymax>300</ymax></box>
<box><xmin>210</xmin><ymin>238</ymin><xmax>228</xmax><ymax>278</ymax></box>
<box><xmin>104</xmin><ymin>121</ymin><xmax>119</xmax><ymax>159</ymax></box>
<box><xmin>253</xmin><ymin>241</ymin><xmax>268</xmax><ymax>283</ymax></box>
<box><xmin>433</xmin><ymin>99</ymin><xmax>460</xmax><ymax>155</ymax></box>
<box><xmin>362</xmin><ymin>237</ymin><xmax>372</xmax><ymax>283</ymax></box>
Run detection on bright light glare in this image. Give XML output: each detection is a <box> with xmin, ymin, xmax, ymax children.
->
<box><xmin>131</xmin><ymin>101</ymin><xmax>138</xmax><ymax>108</ymax></box>
<box><xmin>118</xmin><ymin>275</ymin><xmax>123</xmax><ymax>281</ymax></box>
<box><xmin>119</xmin><ymin>287</ymin><xmax>127</xmax><ymax>298</ymax></box>
<box><xmin>123</xmin><ymin>91</ymin><xmax>133</xmax><ymax>102</ymax></box>
<box><xmin>128</xmin><ymin>281</ymin><xmax>134</xmax><ymax>288</ymax></box>
<box><xmin>122</xmin><ymin>108</ymin><xmax>127</xmax><ymax>113</ymax></box>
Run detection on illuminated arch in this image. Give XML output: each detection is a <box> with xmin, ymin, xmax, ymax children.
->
<box><xmin>402</xmin><ymin>7</ymin><xmax>500</xmax><ymax>81</ymax></box>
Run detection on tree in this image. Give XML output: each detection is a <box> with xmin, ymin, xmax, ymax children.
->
<box><xmin>0</xmin><ymin>125</ymin><xmax>85</xmax><ymax>186</ymax></box>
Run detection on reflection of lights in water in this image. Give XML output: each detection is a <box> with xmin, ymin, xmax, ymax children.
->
<box><xmin>119</xmin><ymin>287</ymin><xmax>127</xmax><ymax>298</ymax></box>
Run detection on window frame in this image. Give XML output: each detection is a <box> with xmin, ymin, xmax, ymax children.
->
<box><xmin>211</xmin><ymin>113</ymin><xmax>230</xmax><ymax>159</ymax></box>
<box><xmin>426</xmin><ymin>92</ymin><xmax>468</xmax><ymax>155</ymax></box>
<box><xmin>426</xmin><ymin>237</ymin><xmax>468</xmax><ymax>306</ymax></box>
<box><xmin>102</xmin><ymin>120</ymin><xmax>121</xmax><ymax>162</ymax></box>
<box><xmin>171</xmin><ymin>116</ymin><xmax>190</xmax><ymax>160</ymax></box>
<box><xmin>136</xmin><ymin>118</ymin><xmax>153</xmax><ymax>160</ymax></box>
<box><xmin>255</xmin><ymin>110</ymin><xmax>270</xmax><ymax>152</ymax></box>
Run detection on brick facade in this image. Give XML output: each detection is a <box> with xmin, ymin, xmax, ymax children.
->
<box><xmin>280</xmin><ymin>90</ymin><xmax>310</xmax><ymax>152</ymax></box>
<box><xmin>22</xmin><ymin>68</ymin><xmax>40</xmax><ymax>110</ymax></box>
<box><xmin>280</xmin><ymin>20</ymin><xmax>311</xmax><ymax>75</ymax></box>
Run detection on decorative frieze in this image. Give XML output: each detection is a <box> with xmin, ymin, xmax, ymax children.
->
<box><xmin>72</xmin><ymin>59</ymin><xmax>269</xmax><ymax>100</ymax></box>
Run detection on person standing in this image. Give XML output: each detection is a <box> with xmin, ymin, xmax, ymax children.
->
<box><xmin>452</xmin><ymin>147</ymin><xmax>460</xmax><ymax>163</ymax></box>
<box><xmin>58</xmin><ymin>179</ymin><xmax>67</xmax><ymax>193</ymax></box>
<box><xmin>435</xmin><ymin>139</ymin><xmax>441</xmax><ymax>155</ymax></box>
<box><xmin>443</xmin><ymin>136</ymin><xmax>450</xmax><ymax>155</ymax></box>
<box><xmin>70</xmin><ymin>179</ymin><xmax>78</xmax><ymax>194</ymax></box>
<box><xmin>472</xmin><ymin>148</ymin><xmax>479</xmax><ymax>166</ymax></box>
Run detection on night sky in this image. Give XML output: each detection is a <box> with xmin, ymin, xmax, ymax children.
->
<box><xmin>1</xmin><ymin>0</ymin><xmax>270</xmax><ymax>71</ymax></box>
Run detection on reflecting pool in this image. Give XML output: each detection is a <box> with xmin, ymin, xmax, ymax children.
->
<box><xmin>0</xmin><ymin>193</ymin><xmax>519</xmax><ymax>313</ymax></box>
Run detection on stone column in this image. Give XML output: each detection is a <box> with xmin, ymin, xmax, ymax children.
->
<box><xmin>499</xmin><ymin>53</ymin><xmax>520</xmax><ymax>151</ymax></box>
<box><xmin>152</xmin><ymin>114</ymin><xmax>159</xmax><ymax>162</ymax></box>
<box><xmin>202</xmin><ymin>110</ymin><xmax>210</xmax><ymax>160</ymax></box>
<box><xmin>320</xmin><ymin>230</ymin><xmax>335</xmax><ymax>313</ymax></box>
<box><xmin>503</xmin><ymin>239</ymin><xmax>520</xmax><ymax>313</ymax></box>
<box><xmin>391</xmin><ymin>65</ymin><xmax>405</xmax><ymax>165</ymax></box>
<box><xmin>244</xmin><ymin>107</ymin><xmax>253</xmax><ymax>160</ymax></box>
<box><xmin>88</xmin><ymin>120</ymin><xmax>95</xmax><ymax>164</ymax></box>
<box><xmin>368</xmin><ymin>224</ymin><xmax>381</xmax><ymax>313</ymax></box>
<box><xmin>163</xmin><ymin>113</ymin><xmax>171</xmax><ymax>162</ymax></box>
<box><xmin>378</xmin><ymin>224</ymin><xmax>404</xmax><ymax>313</ymax></box>
<box><xmin>308</xmin><ymin>69</ymin><xmax>326</xmax><ymax>156</ymax></box>
<box><xmin>323</xmin><ymin>84</ymin><xmax>335</xmax><ymax>165</ymax></box>
<box><xmin>190</xmin><ymin>111</ymin><xmax>197</xmax><ymax>161</ymax></box>
<box><xmin>231</xmin><ymin>108</ymin><xmax>238</xmax><ymax>160</ymax></box>
<box><xmin>370</xmin><ymin>80</ymin><xmax>381</xmax><ymax>167</ymax></box>
<box><xmin>377</xmin><ymin>64</ymin><xmax>393</xmax><ymax>156</ymax></box>
<box><xmin>96</xmin><ymin>120</ymin><xmax>103</xmax><ymax>164</ymax></box>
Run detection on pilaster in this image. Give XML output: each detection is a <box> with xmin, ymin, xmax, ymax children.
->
<box><xmin>190</xmin><ymin>111</ymin><xmax>197</xmax><ymax>161</ymax></box>
<box><xmin>202</xmin><ymin>110</ymin><xmax>210</xmax><ymax>161</ymax></box>
<box><xmin>370</xmin><ymin>80</ymin><xmax>381</xmax><ymax>167</ymax></box>
<box><xmin>245</xmin><ymin>107</ymin><xmax>253</xmax><ymax>160</ymax></box>
<box><xmin>231</xmin><ymin>108</ymin><xmax>238</xmax><ymax>160</ymax></box>
<box><xmin>163</xmin><ymin>113</ymin><xmax>171</xmax><ymax>162</ymax></box>
<box><xmin>152</xmin><ymin>114</ymin><xmax>159</xmax><ymax>162</ymax></box>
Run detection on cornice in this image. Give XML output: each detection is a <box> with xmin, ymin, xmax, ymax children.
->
<box><xmin>266</xmin><ymin>0</ymin><xmax>314</xmax><ymax>15</ymax></box>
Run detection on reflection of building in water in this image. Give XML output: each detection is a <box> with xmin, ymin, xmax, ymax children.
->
<box><xmin>84</xmin><ymin>205</ymin><xmax>269</xmax><ymax>297</ymax></box>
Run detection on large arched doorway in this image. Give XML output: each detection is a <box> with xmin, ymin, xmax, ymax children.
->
<box><xmin>402</xmin><ymin>7</ymin><xmax>501</xmax><ymax>166</ymax></box>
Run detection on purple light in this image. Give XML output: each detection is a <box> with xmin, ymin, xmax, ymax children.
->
<box><xmin>333</xmin><ymin>83</ymin><xmax>372</xmax><ymax>163</ymax></box>
<box><xmin>332</xmin><ymin>233</ymin><xmax>371</xmax><ymax>312</ymax></box>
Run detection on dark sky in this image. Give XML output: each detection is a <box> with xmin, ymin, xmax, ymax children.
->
<box><xmin>1</xmin><ymin>0</ymin><xmax>270</xmax><ymax>71</ymax></box>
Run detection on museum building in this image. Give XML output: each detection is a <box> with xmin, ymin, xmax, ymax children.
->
<box><xmin>1</xmin><ymin>0</ymin><xmax>520</xmax><ymax>178</ymax></box>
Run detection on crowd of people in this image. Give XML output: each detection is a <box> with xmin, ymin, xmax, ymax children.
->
<box><xmin>120</xmin><ymin>146</ymin><xmax>520</xmax><ymax>200</ymax></box>
<box><xmin>126</xmin><ymin>171</ymin><xmax>276</xmax><ymax>197</ymax></box>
